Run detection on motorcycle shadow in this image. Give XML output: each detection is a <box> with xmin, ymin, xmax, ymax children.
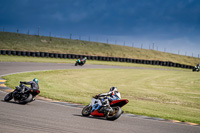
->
<box><xmin>1</xmin><ymin>100</ymin><xmax>28</xmax><ymax>105</ymax></box>
<box><xmin>73</xmin><ymin>114</ymin><xmax>107</xmax><ymax>121</ymax></box>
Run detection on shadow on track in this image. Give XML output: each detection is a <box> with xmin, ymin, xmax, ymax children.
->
<box><xmin>73</xmin><ymin>114</ymin><xmax>108</xmax><ymax>121</ymax></box>
<box><xmin>1</xmin><ymin>100</ymin><xmax>29</xmax><ymax>105</ymax></box>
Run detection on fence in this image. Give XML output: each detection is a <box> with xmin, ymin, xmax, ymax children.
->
<box><xmin>0</xmin><ymin>50</ymin><xmax>194</xmax><ymax>69</ymax></box>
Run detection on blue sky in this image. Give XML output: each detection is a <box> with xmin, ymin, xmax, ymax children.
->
<box><xmin>0</xmin><ymin>0</ymin><xmax>200</xmax><ymax>57</ymax></box>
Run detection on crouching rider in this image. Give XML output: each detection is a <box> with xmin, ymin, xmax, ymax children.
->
<box><xmin>19</xmin><ymin>78</ymin><xmax>39</xmax><ymax>100</ymax></box>
<box><xmin>94</xmin><ymin>87</ymin><xmax>121</xmax><ymax>112</ymax></box>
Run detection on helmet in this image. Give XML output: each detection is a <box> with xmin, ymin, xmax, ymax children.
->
<box><xmin>33</xmin><ymin>78</ymin><xmax>39</xmax><ymax>84</ymax></box>
<box><xmin>110</xmin><ymin>87</ymin><xmax>117</xmax><ymax>92</ymax></box>
<box><xmin>84</xmin><ymin>57</ymin><xmax>87</xmax><ymax>59</ymax></box>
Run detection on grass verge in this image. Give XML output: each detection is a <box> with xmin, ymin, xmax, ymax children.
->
<box><xmin>3</xmin><ymin>68</ymin><xmax>200</xmax><ymax>124</ymax></box>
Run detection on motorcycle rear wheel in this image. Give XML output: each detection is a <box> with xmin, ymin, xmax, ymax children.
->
<box><xmin>4</xmin><ymin>92</ymin><xmax>13</xmax><ymax>101</ymax></box>
<box><xmin>18</xmin><ymin>93</ymin><xmax>33</xmax><ymax>104</ymax></box>
<box><xmin>82</xmin><ymin>105</ymin><xmax>92</xmax><ymax>116</ymax></box>
<box><xmin>106</xmin><ymin>106</ymin><xmax>122</xmax><ymax>121</ymax></box>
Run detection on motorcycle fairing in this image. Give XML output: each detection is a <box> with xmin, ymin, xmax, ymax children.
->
<box><xmin>90</xmin><ymin>110</ymin><xmax>104</xmax><ymax>116</ymax></box>
<box><xmin>91</xmin><ymin>98</ymin><xmax>102</xmax><ymax>106</ymax></box>
<box><xmin>110</xmin><ymin>99</ymin><xmax>129</xmax><ymax>107</ymax></box>
<box><xmin>91</xmin><ymin>104</ymin><xmax>101</xmax><ymax>112</ymax></box>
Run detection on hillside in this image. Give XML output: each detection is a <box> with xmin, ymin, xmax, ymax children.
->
<box><xmin>0</xmin><ymin>32</ymin><xmax>199</xmax><ymax>66</ymax></box>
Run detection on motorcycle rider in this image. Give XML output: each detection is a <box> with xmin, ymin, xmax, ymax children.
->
<box><xmin>95</xmin><ymin>87</ymin><xmax>121</xmax><ymax>112</ymax></box>
<box><xmin>19</xmin><ymin>78</ymin><xmax>39</xmax><ymax>100</ymax></box>
<box><xmin>77</xmin><ymin>57</ymin><xmax>87</xmax><ymax>64</ymax></box>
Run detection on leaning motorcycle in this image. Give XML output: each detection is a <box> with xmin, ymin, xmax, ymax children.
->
<box><xmin>4</xmin><ymin>85</ymin><xmax>40</xmax><ymax>104</ymax></box>
<box><xmin>75</xmin><ymin>59</ymin><xmax>86</xmax><ymax>66</ymax></box>
<box><xmin>82</xmin><ymin>95</ymin><xmax>128</xmax><ymax>120</ymax></box>
<box><xmin>192</xmin><ymin>66</ymin><xmax>200</xmax><ymax>72</ymax></box>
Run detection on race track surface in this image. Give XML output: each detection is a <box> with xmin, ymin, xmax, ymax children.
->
<box><xmin>0</xmin><ymin>62</ymin><xmax>199</xmax><ymax>133</ymax></box>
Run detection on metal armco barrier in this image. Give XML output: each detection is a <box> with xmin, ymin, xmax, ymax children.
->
<box><xmin>0</xmin><ymin>50</ymin><xmax>194</xmax><ymax>69</ymax></box>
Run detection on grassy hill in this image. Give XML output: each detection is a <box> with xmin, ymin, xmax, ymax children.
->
<box><xmin>0</xmin><ymin>32</ymin><xmax>199</xmax><ymax>66</ymax></box>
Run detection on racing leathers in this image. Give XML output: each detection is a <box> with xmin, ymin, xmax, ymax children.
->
<box><xmin>99</xmin><ymin>90</ymin><xmax>121</xmax><ymax>102</ymax></box>
<box><xmin>19</xmin><ymin>81</ymin><xmax>39</xmax><ymax>93</ymax></box>
<box><xmin>95</xmin><ymin>91</ymin><xmax>121</xmax><ymax>112</ymax></box>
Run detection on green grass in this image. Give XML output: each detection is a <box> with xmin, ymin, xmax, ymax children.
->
<box><xmin>1</xmin><ymin>32</ymin><xmax>200</xmax><ymax>66</ymax></box>
<box><xmin>3</xmin><ymin>68</ymin><xmax>200</xmax><ymax>124</ymax></box>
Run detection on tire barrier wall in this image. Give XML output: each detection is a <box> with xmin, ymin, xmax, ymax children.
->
<box><xmin>0</xmin><ymin>50</ymin><xmax>194</xmax><ymax>69</ymax></box>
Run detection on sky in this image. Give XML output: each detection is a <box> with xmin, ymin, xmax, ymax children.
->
<box><xmin>0</xmin><ymin>0</ymin><xmax>200</xmax><ymax>57</ymax></box>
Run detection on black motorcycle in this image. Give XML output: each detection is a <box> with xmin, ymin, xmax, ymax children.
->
<box><xmin>4</xmin><ymin>85</ymin><xmax>40</xmax><ymax>104</ymax></box>
<box><xmin>192</xmin><ymin>66</ymin><xmax>200</xmax><ymax>72</ymax></box>
<box><xmin>75</xmin><ymin>59</ymin><xmax>86</xmax><ymax>66</ymax></box>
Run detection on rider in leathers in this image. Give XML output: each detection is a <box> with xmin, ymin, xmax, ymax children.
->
<box><xmin>96</xmin><ymin>87</ymin><xmax>121</xmax><ymax>112</ymax></box>
<box><xmin>19</xmin><ymin>78</ymin><xmax>39</xmax><ymax>100</ymax></box>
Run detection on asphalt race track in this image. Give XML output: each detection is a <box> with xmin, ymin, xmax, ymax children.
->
<box><xmin>0</xmin><ymin>62</ymin><xmax>199</xmax><ymax>133</ymax></box>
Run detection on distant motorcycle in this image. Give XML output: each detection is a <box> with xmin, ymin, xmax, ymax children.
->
<box><xmin>82</xmin><ymin>95</ymin><xmax>128</xmax><ymax>120</ymax></box>
<box><xmin>75</xmin><ymin>59</ymin><xmax>86</xmax><ymax>66</ymax></box>
<box><xmin>192</xmin><ymin>66</ymin><xmax>200</xmax><ymax>72</ymax></box>
<box><xmin>4</xmin><ymin>85</ymin><xmax>40</xmax><ymax>104</ymax></box>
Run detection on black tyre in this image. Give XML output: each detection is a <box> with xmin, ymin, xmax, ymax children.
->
<box><xmin>82</xmin><ymin>105</ymin><xmax>92</xmax><ymax>116</ymax></box>
<box><xmin>106</xmin><ymin>106</ymin><xmax>122</xmax><ymax>121</ymax></box>
<box><xmin>4</xmin><ymin>92</ymin><xmax>13</xmax><ymax>101</ymax></box>
<box><xmin>19</xmin><ymin>93</ymin><xmax>33</xmax><ymax>104</ymax></box>
<box><xmin>75</xmin><ymin>62</ymin><xmax>78</xmax><ymax>66</ymax></box>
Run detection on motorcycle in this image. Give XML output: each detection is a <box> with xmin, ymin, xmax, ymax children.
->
<box><xmin>82</xmin><ymin>95</ymin><xmax>128</xmax><ymax>120</ymax></box>
<box><xmin>192</xmin><ymin>66</ymin><xmax>200</xmax><ymax>72</ymax></box>
<box><xmin>75</xmin><ymin>59</ymin><xmax>86</xmax><ymax>66</ymax></box>
<box><xmin>4</xmin><ymin>85</ymin><xmax>40</xmax><ymax>104</ymax></box>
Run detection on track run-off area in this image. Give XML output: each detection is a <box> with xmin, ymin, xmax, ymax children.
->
<box><xmin>0</xmin><ymin>62</ymin><xmax>199</xmax><ymax>133</ymax></box>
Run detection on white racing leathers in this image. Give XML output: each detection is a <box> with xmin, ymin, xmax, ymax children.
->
<box><xmin>101</xmin><ymin>91</ymin><xmax>121</xmax><ymax>101</ymax></box>
<box><xmin>90</xmin><ymin>91</ymin><xmax>121</xmax><ymax>113</ymax></box>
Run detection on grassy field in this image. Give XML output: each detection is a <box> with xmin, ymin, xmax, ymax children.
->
<box><xmin>3</xmin><ymin>68</ymin><xmax>200</xmax><ymax>124</ymax></box>
<box><xmin>1</xmin><ymin>32</ymin><xmax>200</xmax><ymax>66</ymax></box>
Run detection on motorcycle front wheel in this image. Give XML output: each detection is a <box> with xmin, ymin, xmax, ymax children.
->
<box><xmin>106</xmin><ymin>106</ymin><xmax>122</xmax><ymax>121</ymax></box>
<box><xmin>82</xmin><ymin>105</ymin><xmax>92</xmax><ymax>116</ymax></box>
<box><xmin>4</xmin><ymin>92</ymin><xmax>13</xmax><ymax>101</ymax></box>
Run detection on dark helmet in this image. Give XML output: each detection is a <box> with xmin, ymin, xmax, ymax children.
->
<box><xmin>110</xmin><ymin>87</ymin><xmax>117</xmax><ymax>92</ymax></box>
<box><xmin>33</xmin><ymin>78</ymin><xmax>39</xmax><ymax>84</ymax></box>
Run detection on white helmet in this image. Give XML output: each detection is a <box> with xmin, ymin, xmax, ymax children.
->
<box><xmin>110</xmin><ymin>87</ymin><xmax>117</xmax><ymax>92</ymax></box>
